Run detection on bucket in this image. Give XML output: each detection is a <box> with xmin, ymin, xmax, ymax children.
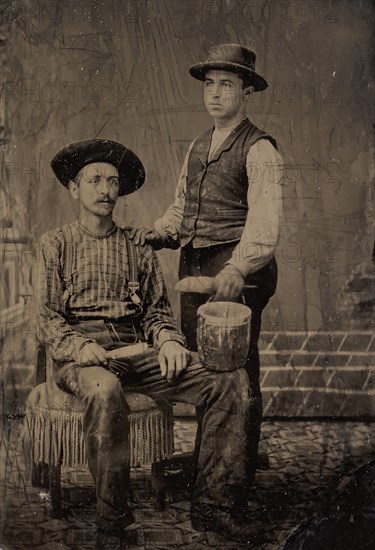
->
<box><xmin>197</xmin><ymin>302</ymin><xmax>251</xmax><ymax>371</ymax></box>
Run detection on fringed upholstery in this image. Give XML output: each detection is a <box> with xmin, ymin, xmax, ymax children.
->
<box><xmin>129</xmin><ymin>408</ymin><xmax>175</xmax><ymax>467</ymax></box>
<box><xmin>24</xmin><ymin>383</ymin><xmax>174</xmax><ymax>469</ymax></box>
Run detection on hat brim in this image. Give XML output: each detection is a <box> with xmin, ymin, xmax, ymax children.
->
<box><xmin>51</xmin><ymin>139</ymin><xmax>145</xmax><ymax>196</ymax></box>
<box><xmin>189</xmin><ymin>62</ymin><xmax>268</xmax><ymax>92</ymax></box>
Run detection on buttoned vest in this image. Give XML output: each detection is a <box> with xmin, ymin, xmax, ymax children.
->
<box><xmin>180</xmin><ymin>118</ymin><xmax>277</xmax><ymax>248</ymax></box>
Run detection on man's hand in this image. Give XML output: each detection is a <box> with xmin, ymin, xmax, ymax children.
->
<box><xmin>128</xmin><ymin>227</ymin><xmax>164</xmax><ymax>247</ymax></box>
<box><xmin>77</xmin><ymin>343</ymin><xmax>108</xmax><ymax>366</ymax></box>
<box><xmin>213</xmin><ymin>265</ymin><xmax>245</xmax><ymax>301</ymax></box>
<box><xmin>158</xmin><ymin>341</ymin><xmax>191</xmax><ymax>382</ymax></box>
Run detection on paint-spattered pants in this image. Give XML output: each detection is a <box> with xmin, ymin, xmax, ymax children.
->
<box><xmin>55</xmin><ymin>324</ymin><xmax>253</xmax><ymax>525</ymax></box>
<box><xmin>179</xmin><ymin>242</ymin><xmax>277</xmax><ymax>485</ymax></box>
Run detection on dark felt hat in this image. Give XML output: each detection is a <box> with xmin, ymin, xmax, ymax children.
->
<box><xmin>189</xmin><ymin>43</ymin><xmax>268</xmax><ymax>92</ymax></box>
<box><xmin>51</xmin><ymin>139</ymin><xmax>146</xmax><ymax>196</ymax></box>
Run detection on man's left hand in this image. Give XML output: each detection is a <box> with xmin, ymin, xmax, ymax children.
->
<box><xmin>213</xmin><ymin>265</ymin><xmax>245</xmax><ymax>301</ymax></box>
<box><xmin>158</xmin><ymin>341</ymin><xmax>191</xmax><ymax>382</ymax></box>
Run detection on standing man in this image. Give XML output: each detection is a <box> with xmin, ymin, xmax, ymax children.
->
<box><xmin>35</xmin><ymin>138</ymin><xmax>264</xmax><ymax>543</ymax></box>
<box><xmin>131</xmin><ymin>44</ymin><xmax>284</xmax><ymax>486</ymax></box>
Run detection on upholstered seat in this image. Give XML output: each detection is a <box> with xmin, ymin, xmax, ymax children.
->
<box><xmin>25</xmin><ymin>383</ymin><xmax>174</xmax><ymax>469</ymax></box>
<box><xmin>24</xmin><ymin>348</ymin><xmax>175</xmax><ymax>514</ymax></box>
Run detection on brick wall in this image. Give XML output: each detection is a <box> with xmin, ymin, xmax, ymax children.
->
<box><xmin>259</xmin><ymin>331</ymin><xmax>375</xmax><ymax>418</ymax></box>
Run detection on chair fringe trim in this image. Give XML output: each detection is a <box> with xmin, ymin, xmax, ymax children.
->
<box><xmin>129</xmin><ymin>409</ymin><xmax>174</xmax><ymax>467</ymax></box>
<box><xmin>23</xmin><ymin>406</ymin><xmax>174</xmax><ymax>469</ymax></box>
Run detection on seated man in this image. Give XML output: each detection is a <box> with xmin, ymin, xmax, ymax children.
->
<box><xmin>35</xmin><ymin>139</ymin><xmax>256</xmax><ymax>543</ymax></box>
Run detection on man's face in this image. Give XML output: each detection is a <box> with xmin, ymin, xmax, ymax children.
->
<box><xmin>69</xmin><ymin>162</ymin><xmax>120</xmax><ymax>218</ymax></box>
<box><xmin>203</xmin><ymin>70</ymin><xmax>247</xmax><ymax>120</ymax></box>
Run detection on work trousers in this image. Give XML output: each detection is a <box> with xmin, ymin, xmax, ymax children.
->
<box><xmin>179</xmin><ymin>242</ymin><xmax>277</xmax><ymax>484</ymax></box>
<box><xmin>55</xmin><ymin>321</ymin><xmax>253</xmax><ymax>526</ymax></box>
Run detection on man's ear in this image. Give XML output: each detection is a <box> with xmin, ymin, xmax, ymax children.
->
<box><xmin>244</xmin><ymin>86</ymin><xmax>254</xmax><ymax>97</ymax></box>
<box><xmin>68</xmin><ymin>179</ymin><xmax>79</xmax><ymax>199</ymax></box>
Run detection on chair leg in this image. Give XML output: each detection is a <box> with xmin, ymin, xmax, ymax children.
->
<box><xmin>151</xmin><ymin>462</ymin><xmax>167</xmax><ymax>511</ymax></box>
<box><xmin>49</xmin><ymin>464</ymin><xmax>63</xmax><ymax>518</ymax></box>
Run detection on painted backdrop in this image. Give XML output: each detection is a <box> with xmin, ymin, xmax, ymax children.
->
<box><xmin>1</xmin><ymin>0</ymin><xmax>374</xmax><ymax>332</ymax></box>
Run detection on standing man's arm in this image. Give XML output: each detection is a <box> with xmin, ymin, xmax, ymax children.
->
<box><xmin>35</xmin><ymin>233</ymin><xmax>104</xmax><ymax>365</ymax></box>
<box><xmin>153</xmin><ymin>147</ymin><xmax>191</xmax><ymax>243</ymax></box>
<box><xmin>214</xmin><ymin>139</ymin><xmax>284</xmax><ymax>298</ymax></box>
<box><xmin>130</xmin><ymin>142</ymin><xmax>195</xmax><ymax>248</ymax></box>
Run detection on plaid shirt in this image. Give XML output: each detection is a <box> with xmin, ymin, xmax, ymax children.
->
<box><xmin>35</xmin><ymin>220</ymin><xmax>185</xmax><ymax>363</ymax></box>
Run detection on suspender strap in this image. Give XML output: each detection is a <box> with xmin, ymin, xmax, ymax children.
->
<box><xmin>123</xmin><ymin>228</ymin><xmax>141</xmax><ymax>304</ymax></box>
<box><xmin>61</xmin><ymin>224</ymin><xmax>74</xmax><ymax>310</ymax></box>
<box><xmin>59</xmin><ymin>223</ymin><xmax>141</xmax><ymax>309</ymax></box>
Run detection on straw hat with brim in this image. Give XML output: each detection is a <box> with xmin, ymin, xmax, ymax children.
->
<box><xmin>189</xmin><ymin>44</ymin><xmax>268</xmax><ymax>92</ymax></box>
<box><xmin>51</xmin><ymin>139</ymin><xmax>146</xmax><ymax>196</ymax></box>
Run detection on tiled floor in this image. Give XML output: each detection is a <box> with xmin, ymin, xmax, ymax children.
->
<box><xmin>1</xmin><ymin>417</ymin><xmax>375</xmax><ymax>549</ymax></box>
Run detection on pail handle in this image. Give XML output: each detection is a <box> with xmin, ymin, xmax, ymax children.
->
<box><xmin>205</xmin><ymin>294</ymin><xmax>247</xmax><ymax>305</ymax></box>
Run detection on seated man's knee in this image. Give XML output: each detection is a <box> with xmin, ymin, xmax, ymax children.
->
<box><xmin>78</xmin><ymin>367</ymin><xmax>123</xmax><ymax>403</ymax></box>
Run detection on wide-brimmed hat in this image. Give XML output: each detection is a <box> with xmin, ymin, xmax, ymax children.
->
<box><xmin>51</xmin><ymin>139</ymin><xmax>146</xmax><ymax>196</ymax></box>
<box><xmin>189</xmin><ymin>44</ymin><xmax>268</xmax><ymax>92</ymax></box>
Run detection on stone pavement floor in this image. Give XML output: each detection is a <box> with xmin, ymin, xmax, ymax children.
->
<box><xmin>1</xmin><ymin>418</ymin><xmax>375</xmax><ymax>550</ymax></box>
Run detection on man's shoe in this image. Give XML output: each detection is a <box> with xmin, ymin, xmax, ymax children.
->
<box><xmin>191</xmin><ymin>506</ymin><xmax>269</xmax><ymax>544</ymax></box>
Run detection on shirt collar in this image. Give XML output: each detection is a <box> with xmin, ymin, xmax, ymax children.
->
<box><xmin>75</xmin><ymin>220</ymin><xmax>118</xmax><ymax>239</ymax></box>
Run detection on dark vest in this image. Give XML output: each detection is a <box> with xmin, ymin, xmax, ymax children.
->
<box><xmin>180</xmin><ymin>117</ymin><xmax>277</xmax><ymax>248</ymax></box>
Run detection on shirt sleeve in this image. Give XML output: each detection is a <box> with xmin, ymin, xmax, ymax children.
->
<box><xmin>154</xmin><ymin>141</ymin><xmax>195</xmax><ymax>240</ymax></box>
<box><xmin>35</xmin><ymin>232</ymin><xmax>93</xmax><ymax>363</ymax></box>
<box><xmin>226</xmin><ymin>139</ymin><xmax>284</xmax><ymax>277</ymax></box>
<box><xmin>138</xmin><ymin>244</ymin><xmax>186</xmax><ymax>349</ymax></box>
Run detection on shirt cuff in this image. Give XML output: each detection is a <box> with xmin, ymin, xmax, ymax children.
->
<box><xmin>226</xmin><ymin>246</ymin><xmax>276</xmax><ymax>278</ymax></box>
<box><xmin>154</xmin><ymin>218</ymin><xmax>178</xmax><ymax>238</ymax></box>
<box><xmin>73</xmin><ymin>337</ymin><xmax>95</xmax><ymax>360</ymax></box>
<box><xmin>155</xmin><ymin>329</ymin><xmax>186</xmax><ymax>349</ymax></box>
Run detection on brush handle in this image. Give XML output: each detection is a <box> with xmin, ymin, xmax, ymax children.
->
<box><xmin>175</xmin><ymin>276</ymin><xmax>258</xmax><ymax>294</ymax></box>
<box><xmin>106</xmin><ymin>342</ymin><xmax>148</xmax><ymax>360</ymax></box>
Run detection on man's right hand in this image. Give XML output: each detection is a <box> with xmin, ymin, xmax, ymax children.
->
<box><xmin>77</xmin><ymin>343</ymin><xmax>108</xmax><ymax>366</ymax></box>
<box><xmin>128</xmin><ymin>227</ymin><xmax>163</xmax><ymax>247</ymax></box>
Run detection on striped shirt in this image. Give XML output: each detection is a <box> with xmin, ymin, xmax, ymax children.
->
<box><xmin>35</xmin><ymin>220</ymin><xmax>185</xmax><ymax>363</ymax></box>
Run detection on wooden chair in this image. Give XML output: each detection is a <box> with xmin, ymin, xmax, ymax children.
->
<box><xmin>24</xmin><ymin>346</ymin><xmax>174</xmax><ymax>515</ymax></box>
